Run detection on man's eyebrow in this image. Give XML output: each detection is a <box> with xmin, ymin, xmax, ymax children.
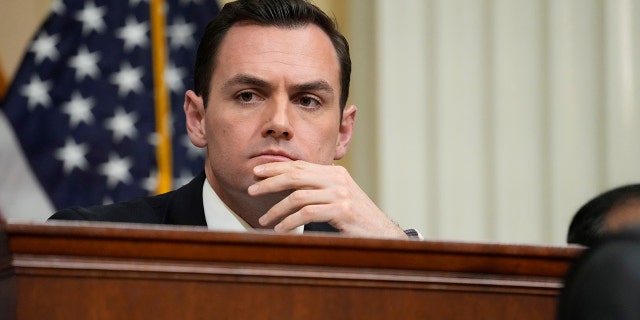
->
<box><xmin>222</xmin><ymin>74</ymin><xmax>334</xmax><ymax>96</ymax></box>
<box><xmin>222</xmin><ymin>74</ymin><xmax>272</xmax><ymax>90</ymax></box>
<box><xmin>293</xmin><ymin>80</ymin><xmax>335</xmax><ymax>96</ymax></box>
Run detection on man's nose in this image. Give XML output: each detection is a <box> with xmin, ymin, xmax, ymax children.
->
<box><xmin>261</xmin><ymin>99</ymin><xmax>293</xmax><ymax>140</ymax></box>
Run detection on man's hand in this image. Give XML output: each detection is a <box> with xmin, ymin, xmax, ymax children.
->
<box><xmin>248</xmin><ymin>160</ymin><xmax>408</xmax><ymax>239</ymax></box>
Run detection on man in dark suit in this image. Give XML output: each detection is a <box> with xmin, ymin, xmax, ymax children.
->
<box><xmin>51</xmin><ymin>0</ymin><xmax>419</xmax><ymax>239</ymax></box>
<box><xmin>557</xmin><ymin>226</ymin><xmax>640</xmax><ymax>319</ymax></box>
<box><xmin>567</xmin><ymin>184</ymin><xmax>640</xmax><ymax>246</ymax></box>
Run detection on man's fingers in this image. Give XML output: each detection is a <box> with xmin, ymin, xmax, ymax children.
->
<box><xmin>253</xmin><ymin>160</ymin><xmax>310</xmax><ymax>178</ymax></box>
<box><xmin>272</xmin><ymin>203</ymin><xmax>337</xmax><ymax>233</ymax></box>
<box><xmin>249</xmin><ymin>161</ymin><xmax>330</xmax><ymax>196</ymax></box>
<box><xmin>259</xmin><ymin>189</ymin><xmax>333</xmax><ymax>226</ymax></box>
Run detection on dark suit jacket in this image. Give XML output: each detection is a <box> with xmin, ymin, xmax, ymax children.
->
<box><xmin>556</xmin><ymin>226</ymin><xmax>640</xmax><ymax>319</ymax></box>
<box><xmin>49</xmin><ymin>172</ymin><xmax>338</xmax><ymax>233</ymax></box>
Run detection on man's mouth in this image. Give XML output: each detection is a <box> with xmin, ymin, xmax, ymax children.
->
<box><xmin>252</xmin><ymin>149</ymin><xmax>296</xmax><ymax>162</ymax></box>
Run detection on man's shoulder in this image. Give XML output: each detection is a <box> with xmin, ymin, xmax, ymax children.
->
<box><xmin>48</xmin><ymin>192</ymin><xmax>174</xmax><ymax>224</ymax></box>
<box><xmin>582</xmin><ymin>226</ymin><xmax>640</xmax><ymax>273</ymax></box>
<box><xmin>569</xmin><ymin>226</ymin><xmax>640</xmax><ymax>282</ymax></box>
<box><xmin>48</xmin><ymin>172</ymin><xmax>207</xmax><ymax>224</ymax></box>
<box><xmin>557</xmin><ymin>226</ymin><xmax>640</xmax><ymax>319</ymax></box>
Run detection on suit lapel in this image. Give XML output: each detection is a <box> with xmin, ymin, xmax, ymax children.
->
<box><xmin>164</xmin><ymin>171</ymin><xmax>208</xmax><ymax>226</ymax></box>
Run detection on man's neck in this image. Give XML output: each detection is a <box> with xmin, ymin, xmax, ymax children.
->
<box><xmin>219</xmin><ymin>191</ymin><xmax>275</xmax><ymax>229</ymax></box>
<box><xmin>206</xmin><ymin>182</ymin><xmax>286</xmax><ymax>230</ymax></box>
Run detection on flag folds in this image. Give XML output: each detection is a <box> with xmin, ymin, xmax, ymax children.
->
<box><xmin>1</xmin><ymin>0</ymin><xmax>219</xmax><ymax>211</ymax></box>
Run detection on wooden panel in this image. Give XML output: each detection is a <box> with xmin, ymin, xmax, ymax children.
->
<box><xmin>0</xmin><ymin>221</ymin><xmax>581</xmax><ymax>319</ymax></box>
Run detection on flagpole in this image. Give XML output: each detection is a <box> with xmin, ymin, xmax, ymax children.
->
<box><xmin>0</xmin><ymin>58</ymin><xmax>7</xmax><ymax>100</ymax></box>
<box><xmin>150</xmin><ymin>0</ymin><xmax>173</xmax><ymax>194</ymax></box>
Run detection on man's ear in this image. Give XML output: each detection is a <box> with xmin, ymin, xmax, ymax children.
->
<box><xmin>334</xmin><ymin>104</ymin><xmax>356</xmax><ymax>160</ymax></box>
<box><xmin>184</xmin><ymin>90</ymin><xmax>207</xmax><ymax>148</ymax></box>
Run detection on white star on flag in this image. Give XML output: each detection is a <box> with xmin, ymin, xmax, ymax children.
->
<box><xmin>105</xmin><ymin>107</ymin><xmax>138</xmax><ymax>143</ymax></box>
<box><xmin>55</xmin><ymin>138</ymin><xmax>90</xmax><ymax>174</ymax></box>
<box><xmin>68</xmin><ymin>46</ymin><xmax>101</xmax><ymax>81</ymax></box>
<box><xmin>117</xmin><ymin>16</ymin><xmax>150</xmax><ymax>51</ymax></box>
<box><xmin>141</xmin><ymin>169</ymin><xmax>159</xmax><ymax>193</ymax></box>
<box><xmin>20</xmin><ymin>75</ymin><xmax>53</xmax><ymax>110</ymax></box>
<box><xmin>168</xmin><ymin>16</ymin><xmax>196</xmax><ymax>49</ymax></box>
<box><xmin>164</xmin><ymin>63</ymin><xmax>187</xmax><ymax>93</ymax></box>
<box><xmin>75</xmin><ymin>1</ymin><xmax>107</xmax><ymax>35</ymax></box>
<box><xmin>110</xmin><ymin>62</ymin><xmax>145</xmax><ymax>97</ymax></box>
<box><xmin>30</xmin><ymin>31</ymin><xmax>60</xmax><ymax>63</ymax></box>
<box><xmin>99</xmin><ymin>153</ymin><xmax>134</xmax><ymax>188</ymax></box>
<box><xmin>62</xmin><ymin>91</ymin><xmax>95</xmax><ymax>128</ymax></box>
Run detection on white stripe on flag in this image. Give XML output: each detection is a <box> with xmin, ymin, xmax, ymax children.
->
<box><xmin>0</xmin><ymin>112</ymin><xmax>54</xmax><ymax>221</ymax></box>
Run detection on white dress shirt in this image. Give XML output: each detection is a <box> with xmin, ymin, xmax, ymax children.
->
<box><xmin>202</xmin><ymin>181</ymin><xmax>303</xmax><ymax>234</ymax></box>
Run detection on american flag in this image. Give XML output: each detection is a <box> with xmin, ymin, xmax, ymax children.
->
<box><xmin>0</xmin><ymin>0</ymin><xmax>219</xmax><ymax>210</ymax></box>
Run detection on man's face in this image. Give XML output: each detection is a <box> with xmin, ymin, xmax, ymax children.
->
<box><xmin>193</xmin><ymin>23</ymin><xmax>353</xmax><ymax>199</ymax></box>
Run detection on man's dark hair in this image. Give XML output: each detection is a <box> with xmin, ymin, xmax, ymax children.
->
<box><xmin>567</xmin><ymin>184</ymin><xmax>640</xmax><ymax>246</ymax></box>
<box><xmin>193</xmin><ymin>0</ymin><xmax>351</xmax><ymax>110</ymax></box>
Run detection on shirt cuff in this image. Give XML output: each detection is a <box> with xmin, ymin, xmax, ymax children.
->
<box><xmin>403</xmin><ymin>228</ymin><xmax>424</xmax><ymax>240</ymax></box>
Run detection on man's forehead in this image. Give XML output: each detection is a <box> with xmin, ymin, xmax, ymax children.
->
<box><xmin>219</xmin><ymin>23</ymin><xmax>336</xmax><ymax>56</ymax></box>
<box><xmin>212</xmin><ymin>23</ymin><xmax>341</xmax><ymax>88</ymax></box>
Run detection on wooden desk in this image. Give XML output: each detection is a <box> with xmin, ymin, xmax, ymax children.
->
<box><xmin>0</xmin><ymin>221</ymin><xmax>581</xmax><ymax>319</ymax></box>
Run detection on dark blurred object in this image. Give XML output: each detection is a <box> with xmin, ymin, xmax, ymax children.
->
<box><xmin>558</xmin><ymin>226</ymin><xmax>640</xmax><ymax>319</ymax></box>
<box><xmin>568</xmin><ymin>184</ymin><xmax>640</xmax><ymax>246</ymax></box>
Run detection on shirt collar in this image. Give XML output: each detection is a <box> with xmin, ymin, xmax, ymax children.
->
<box><xmin>202</xmin><ymin>180</ymin><xmax>303</xmax><ymax>234</ymax></box>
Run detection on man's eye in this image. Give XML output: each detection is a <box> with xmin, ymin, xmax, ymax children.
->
<box><xmin>297</xmin><ymin>96</ymin><xmax>321</xmax><ymax>108</ymax></box>
<box><xmin>239</xmin><ymin>92</ymin><xmax>255</xmax><ymax>102</ymax></box>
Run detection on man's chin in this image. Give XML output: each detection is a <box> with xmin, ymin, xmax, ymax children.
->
<box><xmin>249</xmin><ymin>189</ymin><xmax>293</xmax><ymax>209</ymax></box>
